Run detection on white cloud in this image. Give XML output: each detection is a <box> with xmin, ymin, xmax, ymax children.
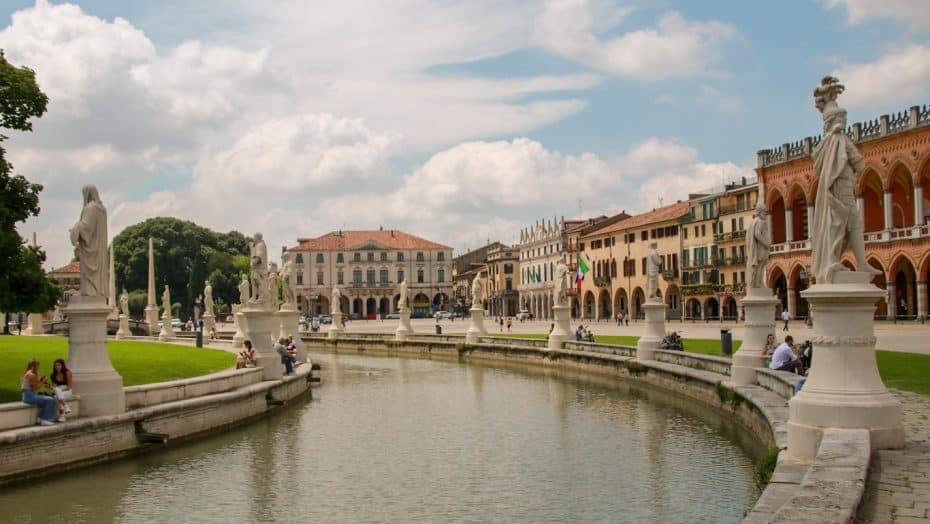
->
<box><xmin>533</xmin><ymin>1</ymin><xmax>737</xmax><ymax>80</ymax></box>
<box><xmin>823</xmin><ymin>0</ymin><xmax>930</xmax><ymax>26</ymax></box>
<box><xmin>700</xmin><ymin>85</ymin><xmax>744</xmax><ymax>113</ymax></box>
<box><xmin>834</xmin><ymin>45</ymin><xmax>930</xmax><ymax>108</ymax></box>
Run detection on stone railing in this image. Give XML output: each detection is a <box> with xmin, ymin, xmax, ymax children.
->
<box><xmin>757</xmin><ymin>104</ymin><xmax>929</xmax><ymax>168</ymax></box>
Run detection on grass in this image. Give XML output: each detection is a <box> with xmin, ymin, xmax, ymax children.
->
<box><xmin>490</xmin><ymin>333</ymin><xmax>930</xmax><ymax>396</ymax></box>
<box><xmin>0</xmin><ymin>336</ymin><xmax>236</xmax><ymax>403</ymax></box>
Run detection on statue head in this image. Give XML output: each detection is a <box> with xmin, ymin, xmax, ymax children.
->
<box><xmin>649</xmin><ymin>241</ymin><xmax>657</xmax><ymax>250</ymax></box>
<box><xmin>82</xmin><ymin>185</ymin><xmax>102</xmax><ymax>205</ymax></box>
<box><xmin>253</xmin><ymin>232</ymin><xmax>263</xmax><ymax>242</ymax></box>
<box><xmin>754</xmin><ymin>201</ymin><xmax>767</xmax><ymax>217</ymax></box>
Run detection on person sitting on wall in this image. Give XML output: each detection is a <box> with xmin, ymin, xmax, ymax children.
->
<box><xmin>660</xmin><ymin>331</ymin><xmax>683</xmax><ymax>350</ymax></box>
<box><xmin>275</xmin><ymin>337</ymin><xmax>295</xmax><ymax>375</ymax></box>
<box><xmin>575</xmin><ymin>324</ymin><xmax>584</xmax><ymax>341</ymax></box>
<box><xmin>21</xmin><ymin>358</ymin><xmax>58</xmax><ymax>426</ymax></box>
<box><xmin>50</xmin><ymin>358</ymin><xmax>73</xmax><ymax>421</ymax></box>
<box><xmin>236</xmin><ymin>340</ymin><xmax>258</xmax><ymax>369</ymax></box>
<box><xmin>285</xmin><ymin>334</ymin><xmax>300</xmax><ymax>367</ymax></box>
<box><xmin>769</xmin><ymin>335</ymin><xmax>803</xmax><ymax>374</ymax></box>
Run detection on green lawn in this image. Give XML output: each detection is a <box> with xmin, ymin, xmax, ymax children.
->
<box><xmin>490</xmin><ymin>333</ymin><xmax>930</xmax><ymax>395</ymax></box>
<box><xmin>0</xmin><ymin>336</ymin><xmax>236</xmax><ymax>403</ymax></box>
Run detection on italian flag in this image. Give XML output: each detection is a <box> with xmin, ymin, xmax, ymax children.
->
<box><xmin>576</xmin><ymin>256</ymin><xmax>590</xmax><ymax>289</ymax></box>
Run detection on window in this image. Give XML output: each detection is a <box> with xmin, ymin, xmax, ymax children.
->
<box><xmin>701</xmin><ymin>224</ymin><xmax>706</xmax><ymax>236</ymax></box>
<box><xmin>740</xmin><ymin>271</ymin><xmax>746</xmax><ymax>283</ymax></box>
<box><xmin>732</xmin><ymin>272</ymin><xmax>738</xmax><ymax>284</ymax></box>
<box><xmin>690</xmin><ymin>207</ymin><xmax>696</xmax><ymax>219</ymax></box>
<box><xmin>641</xmin><ymin>231</ymin><xmax>648</xmax><ymax>241</ymax></box>
<box><xmin>380</xmin><ymin>252</ymin><xmax>387</xmax><ymax>261</ymax></box>
<box><xmin>438</xmin><ymin>269</ymin><xmax>445</xmax><ymax>283</ymax></box>
<box><xmin>316</xmin><ymin>253</ymin><xmax>324</xmax><ymax>264</ymax></box>
<box><xmin>683</xmin><ymin>228</ymin><xmax>688</xmax><ymax>239</ymax></box>
<box><xmin>336</xmin><ymin>253</ymin><xmax>343</xmax><ymax>263</ymax></box>
<box><xmin>506</xmin><ymin>278</ymin><xmax>512</xmax><ymax>291</ymax></box>
<box><xmin>437</xmin><ymin>252</ymin><xmax>445</xmax><ymax>261</ymax></box>
<box><xmin>397</xmin><ymin>270</ymin><xmax>404</xmax><ymax>283</ymax></box>
<box><xmin>337</xmin><ymin>271</ymin><xmax>344</xmax><ymax>285</ymax></box>
<box><xmin>694</xmin><ymin>226</ymin><xmax>699</xmax><ymax>237</ymax></box>
<box><xmin>316</xmin><ymin>272</ymin><xmax>323</xmax><ymax>285</ymax></box>
<box><xmin>641</xmin><ymin>257</ymin><xmax>646</xmax><ymax>275</ymax></box>
<box><xmin>353</xmin><ymin>270</ymin><xmax>362</xmax><ymax>284</ymax></box>
<box><xmin>579</xmin><ymin>243</ymin><xmax>585</xmax><ymax>251</ymax></box>
<box><xmin>354</xmin><ymin>253</ymin><xmax>361</xmax><ymax>262</ymax></box>
<box><xmin>397</xmin><ymin>252</ymin><xmax>404</xmax><ymax>262</ymax></box>
<box><xmin>416</xmin><ymin>252</ymin><xmax>424</xmax><ymax>262</ymax></box>
<box><xmin>367</xmin><ymin>269</ymin><xmax>375</xmax><ymax>284</ymax></box>
<box><xmin>720</xmin><ymin>273</ymin><xmax>725</xmax><ymax>284</ymax></box>
<box><xmin>682</xmin><ymin>249</ymin><xmax>690</xmax><ymax>268</ymax></box>
<box><xmin>738</xmin><ymin>217</ymin><xmax>744</xmax><ymax>230</ymax></box>
<box><xmin>367</xmin><ymin>252</ymin><xmax>374</xmax><ymax>262</ymax></box>
<box><xmin>739</xmin><ymin>246</ymin><xmax>745</xmax><ymax>260</ymax></box>
<box><xmin>504</xmin><ymin>264</ymin><xmax>513</xmax><ymax>274</ymax></box>
<box><xmin>731</xmin><ymin>218</ymin><xmax>736</xmax><ymax>232</ymax></box>
<box><xmin>672</xmin><ymin>253</ymin><xmax>678</xmax><ymax>272</ymax></box>
<box><xmin>417</xmin><ymin>269</ymin><xmax>424</xmax><ymax>283</ymax></box>
<box><xmin>297</xmin><ymin>273</ymin><xmax>304</xmax><ymax>285</ymax></box>
<box><xmin>295</xmin><ymin>253</ymin><xmax>303</xmax><ymax>264</ymax></box>
<box><xmin>380</xmin><ymin>270</ymin><xmax>388</xmax><ymax>284</ymax></box>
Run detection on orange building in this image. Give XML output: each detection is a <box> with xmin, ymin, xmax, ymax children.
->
<box><xmin>756</xmin><ymin>104</ymin><xmax>930</xmax><ymax>320</ymax></box>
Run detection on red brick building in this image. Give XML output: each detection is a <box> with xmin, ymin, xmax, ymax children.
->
<box><xmin>756</xmin><ymin>104</ymin><xmax>930</xmax><ymax>319</ymax></box>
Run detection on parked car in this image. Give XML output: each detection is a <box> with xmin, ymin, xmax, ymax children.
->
<box><xmin>299</xmin><ymin>315</ymin><xmax>308</xmax><ymax>325</ymax></box>
<box><xmin>319</xmin><ymin>315</ymin><xmax>332</xmax><ymax>324</ymax></box>
<box><xmin>516</xmin><ymin>310</ymin><xmax>533</xmax><ymax>320</ymax></box>
<box><xmin>384</xmin><ymin>312</ymin><xmax>401</xmax><ymax>319</ymax></box>
<box><xmin>311</xmin><ymin>318</ymin><xmax>321</xmax><ymax>332</ymax></box>
<box><xmin>434</xmin><ymin>310</ymin><xmax>452</xmax><ymax>319</ymax></box>
<box><xmin>157</xmin><ymin>318</ymin><xmax>183</xmax><ymax>328</ymax></box>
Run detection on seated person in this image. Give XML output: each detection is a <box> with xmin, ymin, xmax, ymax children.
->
<box><xmin>209</xmin><ymin>327</ymin><xmax>218</xmax><ymax>340</ymax></box>
<box><xmin>769</xmin><ymin>335</ymin><xmax>803</xmax><ymax>374</ymax></box>
<box><xmin>660</xmin><ymin>332</ymin><xmax>683</xmax><ymax>350</ymax></box>
<box><xmin>275</xmin><ymin>337</ymin><xmax>295</xmax><ymax>375</ymax></box>
<box><xmin>575</xmin><ymin>325</ymin><xmax>584</xmax><ymax>341</ymax></box>
<box><xmin>50</xmin><ymin>358</ymin><xmax>73</xmax><ymax>420</ymax></box>
<box><xmin>236</xmin><ymin>340</ymin><xmax>258</xmax><ymax>369</ymax></box>
<box><xmin>21</xmin><ymin>358</ymin><xmax>58</xmax><ymax>426</ymax></box>
<box><xmin>285</xmin><ymin>335</ymin><xmax>300</xmax><ymax>367</ymax></box>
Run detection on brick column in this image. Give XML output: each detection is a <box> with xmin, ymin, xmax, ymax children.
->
<box><xmin>886</xmin><ymin>283</ymin><xmax>896</xmax><ymax>320</ymax></box>
<box><xmin>884</xmin><ymin>190</ymin><xmax>893</xmax><ymax>230</ymax></box>
<box><xmin>918</xmin><ymin>281</ymin><xmax>928</xmax><ymax>319</ymax></box>
<box><xmin>915</xmin><ymin>185</ymin><xmax>924</xmax><ymax>226</ymax></box>
<box><xmin>787</xmin><ymin>287</ymin><xmax>797</xmax><ymax>318</ymax></box>
<box><xmin>785</xmin><ymin>208</ymin><xmax>794</xmax><ymax>242</ymax></box>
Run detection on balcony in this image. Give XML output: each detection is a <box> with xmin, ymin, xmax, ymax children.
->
<box><xmin>713</xmin><ymin>230</ymin><xmax>747</xmax><ymax>243</ymax></box>
<box><xmin>593</xmin><ymin>275</ymin><xmax>611</xmax><ymax>287</ymax></box>
<box><xmin>680</xmin><ymin>282</ymin><xmax>745</xmax><ymax>296</ymax></box>
<box><xmin>662</xmin><ymin>269</ymin><xmax>678</xmax><ymax>282</ymax></box>
<box><xmin>769</xmin><ymin>225</ymin><xmax>930</xmax><ymax>256</ymax></box>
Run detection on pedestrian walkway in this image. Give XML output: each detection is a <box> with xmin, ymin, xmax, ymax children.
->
<box><xmin>858</xmin><ymin>390</ymin><xmax>930</xmax><ymax>523</ymax></box>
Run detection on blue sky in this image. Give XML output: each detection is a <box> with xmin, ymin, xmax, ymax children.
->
<box><xmin>1</xmin><ymin>0</ymin><xmax>928</xmax><ymax>266</ymax></box>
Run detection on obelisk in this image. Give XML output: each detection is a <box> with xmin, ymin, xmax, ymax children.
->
<box><xmin>107</xmin><ymin>244</ymin><xmax>118</xmax><ymax>320</ymax></box>
<box><xmin>144</xmin><ymin>237</ymin><xmax>159</xmax><ymax>335</ymax></box>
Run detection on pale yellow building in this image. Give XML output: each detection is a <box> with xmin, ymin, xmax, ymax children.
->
<box><xmin>486</xmin><ymin>245</ymin><xmax>519</xmax><ymax>317</ymax></box>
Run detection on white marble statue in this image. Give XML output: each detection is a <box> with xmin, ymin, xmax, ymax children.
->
<box><xmin>747</xmin><ymin>202</ymin><xmax>771</xmax><ymax>290</ymax></box>
<box><xmin>161</xmin><ymin>285</ymin><xmax>171</xmax><ymax>318</ymax></box>
<box><xmin>331</xmin><ymin>286</ymin><xmax>342</xmax><ymax>314</ymax></box>
<box><xmin>119</xmin><ymin>289</ymin><xmax>129</xmax><ymax>316</ymax></box>
<box><xmin>268</xmin><ymin>263</ymin><xmax>279</xmax><ymax>305</ymax></box>
<box><xmin>471</xmin><ymin>275</ymin><xmax>483</xmax><ymax>307</ymax></box>
<box><xmin>399</xmin><ymin>279</ymin><xmax>408</xmax><ymax>311</ymax></box>
<box><xmin>238</xmin><ymin>274</ymin><xmax>249</xmax><ymax>305</ymax></box>
<box><xmin>69</xmin><ymin>185</ymin><xmax>108</xmax><ymax>298</ymax></box>
<box><xmin>249</xmin><ymin>232</ymin><xmax>269</xmax><ymax>304</ymax></box>
<box><xmin>554</xmin><ymin>258</ymin><xmax>570</xmax><ymax>306</ymax></box>
<box><xmin>203</xmin><ymin>280</ymin><xmax>214</xmax><ymax>316</ymax></box>
<box><xmin>281</xmin><ymin>255</ymin><xmax>295</xmax><ymax>306</ymax></box>
<box><xmin>810</xmin><ymin>76</ymin><xmax>881</xmax><ymax>283</ymax></box>
<box><xmin>645</xmin><ymin>242</ymin><xmax>663</xmax><ymax>300</ymax></box>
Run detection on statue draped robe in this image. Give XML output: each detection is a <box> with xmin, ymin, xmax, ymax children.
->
<box><xmin>70</xmin><ymin>197</ymin><xmax>108</xmax><ymax>298</ymax></box>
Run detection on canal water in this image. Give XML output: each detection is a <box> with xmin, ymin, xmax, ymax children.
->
<box><xmin>0</xmin><ymin>353</ymin><xmax>761</xmax><ymax>523</ymax></box>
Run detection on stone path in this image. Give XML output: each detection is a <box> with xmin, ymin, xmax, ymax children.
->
<box><xmin>858</xmin><ymin>390</ymin><xmax>930</xmax><ymax>523</ymax></box>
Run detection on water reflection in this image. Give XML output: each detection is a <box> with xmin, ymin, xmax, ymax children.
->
<box><xmin>0</xmin><ymin>352</ymin><xmax>760</xmax><ymax>523</ymax></box>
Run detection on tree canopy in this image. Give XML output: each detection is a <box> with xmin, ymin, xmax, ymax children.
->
<box><xmin>0</xmin><ymin>50</ymin><xmax>62</xmax><ymax>320</ymax></box>
<box><xmin>111</xmin><ymin>217</ymin><xmax>250</xmax><ymax>318</ymax></box>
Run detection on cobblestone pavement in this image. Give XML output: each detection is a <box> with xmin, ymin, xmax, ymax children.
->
<box><xmin>858</xmin><ymin>390</ymin><xmax>930</xmax><ymax>523</ymax></box>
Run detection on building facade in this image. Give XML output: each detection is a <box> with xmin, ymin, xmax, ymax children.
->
<box><xmin>757</xmin><ymin>103</ymin><xmax>930</xmax><ymax>319</ymax></box>
<box><xmin>451</xmin><ymin>242</ymin><xmax>504</xmax><ymax>313</ymax></box>
<box><xmin>517</xmin><ymin>217</ymin><xmax>567</xmax><ymax>320</ymax></box>
<box><xmin>286</xmin><ymin>230</ymin><xmax>453</xmax><ymax>319</ymax></box>
<box><xmin>486</xmin><ymin>245</ymin><xmax>519</xmax><ymax>317</ymax></box>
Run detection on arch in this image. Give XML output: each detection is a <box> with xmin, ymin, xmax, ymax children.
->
<box><xmin>867</xmin><ymin>258</ymin><xmax>887</xmax><ymax>318</ymax></box>
<box><xmin>379</xmin><ymin>297</ymin><xmax>390</xmax><ymax>315</ymax></box>
<box><xmin>433</xmin><ymin>293</ymin><xmax>449</xmax><ymax>309</ymax></box>
<box><xmin>664</xmin><ymin>284</ymin><xmax>680</xmax><ymax>319</ymax></box>
<box><xmin>412</xmin><ymin>293</ymin><xmax>430</xmax><ymax>316</ymax></box>
<box><xmin>888</xmin><ymin>163</ymin><xmax>915</xmax><ymax>229</ymax></box>
<box><xmin>859</xmin><ymin>168</ymin><xmax>885</xmax><ymax>233</ymax></box>
<box><xmin>571</xmin><ymin>297</ymin><xmax>580</xmax><ymax>319</ymax></box>
<box><xmin>788</xmin><ymin>184</ymin><xmax>809</xmax><ymax>240</ymax></box>
<box><xmin>685</xmin><ymin>298</ymin><xmax>702</xmax><ymax>320</ymax></box>
<box><xmin>631</xmin><ymin>287</ymin><xmax>645</xmax><ymax>319</ymax></box>
<box><xmin>352</xmin><ymin>297</ymin><xmax>363</xmax><ymax>316</ymax></box>
<box><xmin>917</xmin><ymin>151</ymin><xmax>930</xmax><ymax>226</ymax></box>
<box><xmin>614</xmin><ymin>287</ymin><xmax>628</xmax><ymax>317</ymax></box>
<box><xmin>723</xmin><ymin>295</ymin><xmax>739</xmax><ymax>320</ymax></box>
<box><xmin>703</xmin><ymin>297</ymin><xmax>720</xmax><ymax>320</ymax></box>
<box><xmin>392</xmin><ymin>294</ymin><xmax>401</xmax><ymax>312</ymax></box>
<box><xmin>583</xmin><ymin>290</ymin><xmax>596</xmax><ymax>319</ymax></box>
<box><xmin>889</xmin><ymin>254</ymin><xmax>918</xmax><ymax>318</ymax></box>
<box><xmin>788</xmin><ymin>263</ymin><xmax>810</xmax><ymax>319</ymax></box>
<box><xmin>317</xmin><ymin>296</ymin><xmax>330</xmax><ymax>316</ymax></box>
<box><xmin>840</xmin><ymin>257</ymin><xmax>856</xmax><ymax>271</ymax></box>
<box><xmin>598</xmin><ymin>289</ymin><xmax>611</xmax><ymax>319</ymax></box>
<box><xmin>769</xmin><ymin>265</ymin><xmax>788</xmax><ymax>314</ymax></box>
<box><xmin>770</xmin><ymin>191</ymin><xmax>786</xmax><ymax>244</ymax></box>
<box><xmin>365</xmin><ymin>297</ymin><xmax>376</xmax><ymax>318</ymax></box>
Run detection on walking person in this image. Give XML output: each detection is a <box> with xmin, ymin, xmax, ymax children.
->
<box><xmin>506</xmin><ymin>318</ymin><xmax>512</xmax><ymax>332</ymax></box>
<box><xmin>782</xmin><ymin>309</ymin><xmax>790</xmax><ymax>332</ymax></box>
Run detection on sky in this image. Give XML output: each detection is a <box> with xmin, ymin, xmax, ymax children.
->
<box><xmin>1</xmin><ymin>0</ymin><xmax>929</xmax><ymax>268</ymax></box>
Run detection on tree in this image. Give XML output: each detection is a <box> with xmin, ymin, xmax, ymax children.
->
<box><xmin>0</xmin><ymin>51</ymin><xmax>62</xmax><ymax>330</ymax></box>
<box><xmin>111</xmin><ymin>217</ymin><xmax>250</xmax><ymax>318</ymax></box>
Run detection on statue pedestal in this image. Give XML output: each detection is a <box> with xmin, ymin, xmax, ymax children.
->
<box><xmin>278</xmin><ymin>304</ymin><xmax>307</xmax><ymax>363</ymax></box>
<box><xmin>242</xmin><ymin>305</ymin><xmax>282</xmax><ymax>380</ymax></box>
<box><xmin>328</xmin><ymin>312</ymin><xmax>344</xmax><ymax>338</ymax></box>
<box><xmin>201</xmin><ymin>312</ymin><xmax>215</xmax><ymax>334</ymax></box>
<box><xmin>465</xmin><ymin>307</ymin><xmax>487</xmax><ymax>344</ymax></box>
<box><xmin>144</xmin><ymin>305</ymin><xmax>159</xmax><ymax>336</ymax></box>
<box><xmin>787</xmin><ymin>272</ymin><xmax>904</xmax><ymax>461</ymax></box>
<box><xmin>24</xmin><ymin>313</ymin><xmax>44</xmax><ymax>335</ymax></box>
<box><xmin>158</xmin><ymin>313</ymin><xmax>175</xmax><ymax>341</ymax></box>
<box><xmin>115</xmin><ymin>314</ymin><xmax>129</xmax><ymax>339</ymax></box>
<box><xmin>231</xmin><ymin>305</ymin><xmax>246</xmax><ymax>348</ymax></box>
<box><xmin>548</xmin><ymin>305</ymin><xmax>571</xmax><ymax>350</ymax></box>
<box><xmin>395</xmin><ymin>308</ymin><xmax>413</xmax><ymax>341</ymax></box>
<box><xmin>636</xmin><ymin>301</ymin><xmax>666</xmax><ymax>361</ymax></box>
<box><xmin>64</xmin><ymin>298</ymin><xmax>125</xmax><ymax>417</ymax></box>
<box><xmin>733</xmin><ymin>288</ymin><xmax>779</xmax><ymax>385</ymax></box>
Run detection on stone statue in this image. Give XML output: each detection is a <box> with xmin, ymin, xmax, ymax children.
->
<box><xmin>203</xmin><ymin>280</ymin><xmax>214</xmax><ymax>315</ymax></box>
<box><xmin>399</xmin><ymin>279</ymin><xmax>408</xmax><ymax>310</ymax></box>
<box><xmin>471</xmin><ymin>275</ymin><xmax>483</xmax><ymax>307</ymax></box>
<box><xmin>161</xmin><ymin>285</ymin><xmax>171</xmax><ymax>318</ymax></box>
<box><xmin>810</xmin><ymin>76</ymin><xmax>881</xmax><ymax>283</ymax></box>
<box><xmin>554</xmin><ymin>258</ymin><xmax>570</xmax><ymax>306</ymax></box>
<box><xmin>645</xmin><ymin>242</ymin><xmax>663</xmax><ymax>300</ymax></box>
<box><xmin>268</xmin><ymin>263</ymin><xmax>279</xmax><ymax>305</ymax></box>
<box><xmin>69</xmin><ymin>185</ymin><xmax>108</xmax><ymax>298</ymax></box>
<box><xmin>281</xmin><ymin>255</ymin><xmax>295</xmax><ymax>306</ymax></box>
<box><xmin>249</xmin><ymin>232</ymin><xmax>269</xmax><ymax>304</ymax></box>
<box><xmin>747</xmin><ymin>202</ymin><xmax>771</xmax><ymax>289</ymax></box>
<box><xmin>331</xmin><ymin>286</ymin><xmax>342</xmax><ymax>314</ymax></box>
<box><xmin>119</xmin><ymin>289</ymin><xmax>129</xmax><ymax>316</ymax></box>
<box><xmin>238</xmin><ymin>274</ymin><xmax>250</xmax><ymax>305</ymax></box>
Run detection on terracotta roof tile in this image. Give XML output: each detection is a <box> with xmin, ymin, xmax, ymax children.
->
<box><xmin>583</xmin><ymin>201</ymin><xmax>689</xmax><ymax>238</ymax></box>
<box><xmin>289</xmin><ymin>230</ymin><xmax>450</xmax><ymax>252</ymax></box>
<box><xmin>51</xmin><ymin>261</ymin><xmax>80</xmax><ymax>274</ymax></box>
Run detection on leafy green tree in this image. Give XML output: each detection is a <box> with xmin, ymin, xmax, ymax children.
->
<box><xmin>111</xmin><ymin>217</ymin><xmax>250</xmax><ymax>318</ymax></box>
<box><xmin>0</xmin><ymin>51</ymin><xmax>62</xmax><ymax>331</ymax></box>
<box><xmin>127</xmin><ymin>289</ymin><xmax>148</xmax><ymax>316</ymax></box>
